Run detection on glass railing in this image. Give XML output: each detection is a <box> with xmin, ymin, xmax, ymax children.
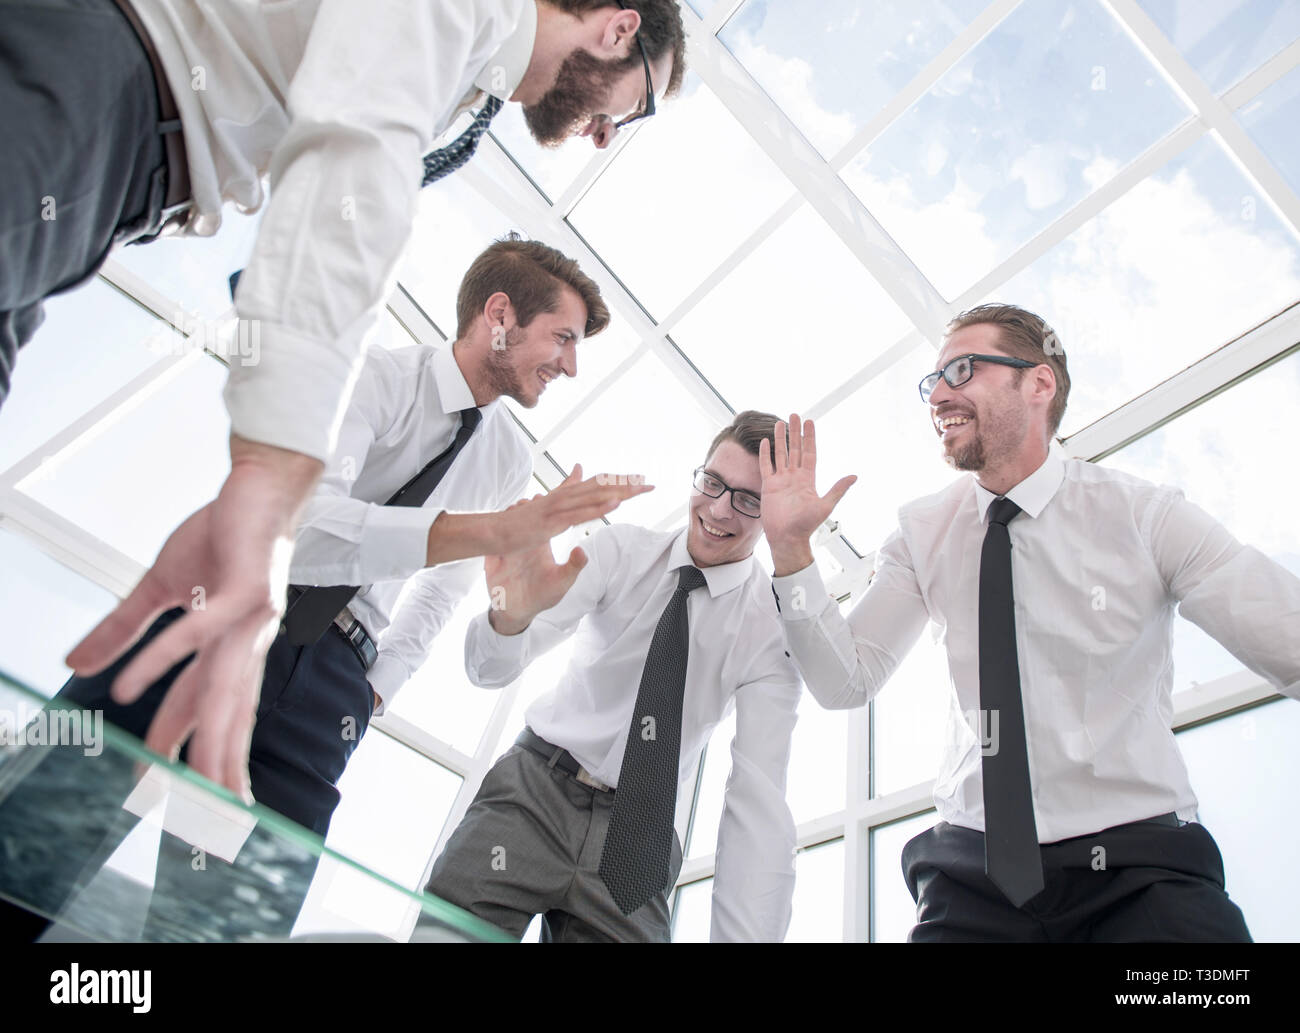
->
<box><xmin>0</xmin><ymin>670</ymin><xmax>510</xmax><ymax>942</ymax></box>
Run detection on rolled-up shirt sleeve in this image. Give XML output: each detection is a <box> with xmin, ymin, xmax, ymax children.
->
<box><xmin>1150</xmin><ymin>491</ymin><xmax>1300</xmax><ymax>698</ymax></box>
<box><xmin>772</xmin><ymin>529</ymin><xmax>930</xmax><ymax>710</ymax></box>
<box><xmin>710</xmin><ymin>665</ymin><xmax>801</xmax><ymax>943</ymax></box>
<box><xmin>223</xmin><ymin>0</ymin><xmax>485</xmax><ymax>462</ymax></box>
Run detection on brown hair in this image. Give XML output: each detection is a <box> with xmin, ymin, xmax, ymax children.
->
<box><xmin>548</xmin><ymin>0</ymin><xmax>687</xmax><ymax>97</ymax></box>
<box><xmin>705</xmin><ymin>410</ymin><xmax>783</xmax><ymax>465</ymax></box>
<box><xmin>455</xmin><ymin>233</ymin><xmax>610</xmax><ymax>341</ymax></box>
<box><xmin>945</xmin><ymin>303</ymin><xmax>1071</xmax><ymax>437</ymax></box>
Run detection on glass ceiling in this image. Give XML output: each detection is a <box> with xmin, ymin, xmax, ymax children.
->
<box><xmin>2</xmin><ymin>0</ymin><xmax>1298</xmax><ymax>941</ymax></box>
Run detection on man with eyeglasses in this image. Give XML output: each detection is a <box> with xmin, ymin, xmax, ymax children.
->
<box><xmin>0</xmin><ymin>0</ymin><xmax>685</xmax><ymax>804</ymax></box>
<box><xmin>422</xmin><ymin>411</ymin><xmax>802</xmax><ymax>942</ymax></box>
<box><xmin>758</xmin><ymin>303</ymin><xmax>1300</xmax><ymax>942</ymax></box>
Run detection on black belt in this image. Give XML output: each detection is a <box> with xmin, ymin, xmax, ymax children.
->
<box><xmin>515</xmin><ymin>728</ymin><xmax>612</xmax><ymax>792</ymax></box>
<box><xmin>284</xmin><ymin>586</ymin><xmax>378</xmax><ymax>672</ymax></box>
<box><xmin>112</xmin><ymin>0</ymin><xmax>192</xmax><ymax>212</ymax></box>
<box><xmin>1142</xmin><ymin>812</ymin><xmax>1183</xmax><ymax>828</ymax></box>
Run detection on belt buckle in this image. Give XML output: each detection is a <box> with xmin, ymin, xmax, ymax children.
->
<box><xmin>575</xmin><ymin>767</ymin><xmax>610</xmax><ymax>793</ymax></box>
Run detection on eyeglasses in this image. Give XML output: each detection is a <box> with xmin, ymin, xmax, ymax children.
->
<box><xmin>918</xmin><ymin>353</ymin><xmax>1039</xmax><ymax>404</ymax></box>
<box><xmin>692</xmin><ymin>467</ymin><xmax>761</xmax><ymax>519</ymax></box>
<box><xmin>613</xmin><ymin>0</ymin><xmax>655</xmax><ymax>130</ymax></box>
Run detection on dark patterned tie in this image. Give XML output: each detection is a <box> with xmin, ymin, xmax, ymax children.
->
<box><xmin>281</xmin><ymin>407</ymin><xmax>483</xmax><ymax>645</ymax></box>
<box><xmin>979</xmin><ymin>496</ymin><xmax>1044</xmax><ymax>907</ymax></box>
<box><xmin>599</xmin><ymin>564</ymin><xmax>708</xmax><ymax>915</ymax></box>
<box><xmin>422</xmin><ymin>95</ymin><xmax>503</xmax><ymax>186</ymax></box>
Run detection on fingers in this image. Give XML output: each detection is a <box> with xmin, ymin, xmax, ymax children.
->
<box><xmin>565</xmin><ymin>546</ymin><xmax>589</xmax><ymax>575</ymax></box>
<box><xmin>565</xmin><ymin>463</ymin><xmax>582</xmax><ymax>486</ymax></box>
<box><xmin>774</xmin><ymin>420</ymin><xmax>788</xmax><ymax>471</ymax></box>
<box><xmin>804</xmin><ymin>417</ymin><xmax>817</xmax><ymax>469</ymax></box>
<box><xmin>759</xmin><ymin>437</ymin><xmax>772</xmax><ymax>481</ymax></box>
<box><xmin>66</xmin><ymin>576</ymin><xmax>172</xmax><ymax>677</ymax></box>
<box><xmin>823</xmin><ymin>474</ymin><xmax>857</xmax><ymax>511</ymax></box>
<box><xmin>789</xmin><ymin>413</ymin><xmax>803</xmax><ymax>468</ymax></box>
<box><xmin>110</xmin><ymin>609</ymin><xmax>203</xmax><ymax>704</ymax></box>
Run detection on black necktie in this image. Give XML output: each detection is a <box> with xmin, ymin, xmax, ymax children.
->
<box><xmin>978</xmin><ymin>496</ymin><xmax>1043</xmax><ymax>907</ymax></box>
<box><xmin>422</xmin><ymin>95</ymin><xmax>503</xmax><ymax>186</ymax></box>
<box><xmin>226</xmin><ymin>98</ymin><xmax>504</xmax><ymax>298</ymax></box>
<box><xmin>281</xmin><ymin>406</ymin><xmax>482</xmax><ymax>645</ymax></box>
<box><xmin>599</xmin><ymin>564</ymin><xmax>708</xmax><ymax>915</ymax></box>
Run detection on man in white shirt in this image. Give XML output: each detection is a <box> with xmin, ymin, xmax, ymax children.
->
<box><xmin>0</xmin><ymin>235</ymin><xmax>652</xmax><ymax>940</ymax></box>
<box><xmin>759</xmin><ymin>303</ymin><xmax>1300</xmax><ymax>942</ymax></box>
<box><xmin>423</xmin><ymin>412</ymin><xmax>803</xmax><ymax>942</ymax></box>
<box><xmin>0</xmin><ymin>0</ymin><xmax>686</xmax><ymax>800</ymax></box>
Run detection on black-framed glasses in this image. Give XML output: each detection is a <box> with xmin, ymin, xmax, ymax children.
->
<box><xmin>692</xmin><ymin>467</ymin><xmax>761</xmax><ymax>518</ymax></box>
<box><xmin>918</xmin><ymin>353</ymin><xmax>1039</xmax><ymax>403</ymax></box>
<box><xmin>614</xmin><ymin>0</ymin><xmax>655</xmax><ymax>130</ymax></box>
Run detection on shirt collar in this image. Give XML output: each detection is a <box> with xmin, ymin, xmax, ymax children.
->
<box><xmin>474</xmin><ymin>0</ymin><xmax>538</xmax><ymax>101</ymax></box>
<box><xmin>669</xmin><ymin>528</ymin><xmax>752</xmax><ymax>599</ymax></box>
<box><xmin>973</xmin><ymin>443</ymin><xmax>1067</xmax><ymax>523</ymax></box>
<box><xmin>432</xmin><ymin>344</ymin><xmax>479</xmax><ymax>416</ymax></box>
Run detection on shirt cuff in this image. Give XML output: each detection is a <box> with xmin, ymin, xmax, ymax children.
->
<box><xmin>223</xmin><ymin>321</ymin><xmax>362</xmax><ymax>463</ymax></box>
<box><xmin>465</xmin><ymin>608</ymin><xmax>531</xmax><ymax>685</ymax></box>
<box><xmin>361</xmin><ymin>505</ymin><xmax>441</xmax><ymax>583</ymax></box>
<box><xmin>366</xmin><ymin>653</ymin><xmax>412</xmax><ymax>716</ymax></box>
<box><xmin>771</xmin><ymin>561</ymin><xmax>834</xmax><ymax>623</ymax></box>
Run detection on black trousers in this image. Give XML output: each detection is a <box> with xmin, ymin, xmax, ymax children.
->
<box><xmin>0</xmin><ymin>608</ymin><xmax>374</xmax><ymax>941</ymax></box>
<box><xmin>0</xmin><ymin>0</ymin><xmax>169</xmax><ymax>405</ymax></box>
<box><xmin>901</xmin><ymin>817</ymin><xmax>1253</xmax><ymax>942</ymax></box>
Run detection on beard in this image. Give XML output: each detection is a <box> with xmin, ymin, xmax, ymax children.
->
<box><xmin>483</xmin><ymin>326</ymin><xmax>533</xmax><ymax>406</ymax></box>
<box><xmin>523</xmin><ymin>47</ymin><xmax>638</xmax><ymax>147</ymax></box>
<box><xmin>943</xmin><ymin>433</ymin><xmax>987</xmax><ymax>472</ymax></box>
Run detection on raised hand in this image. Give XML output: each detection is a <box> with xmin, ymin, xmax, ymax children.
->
<box><xmin>484</xmin><ymin>499</ymin><xmax>588</xmax><ymax>637</ymax></box>
<box><xmin>66</xmin><ymin>436</ymin><xmax>322</xmax><ymax>799</ymax></box>
<box><xmin>491</xmin><ymin>463</ymin><xmax>651</xmax><ymax>556</ymax></box>
<box><xmin>758</xmin><ymin>414</ymin><xmax>856</xmax><ymax>577</ymax></box>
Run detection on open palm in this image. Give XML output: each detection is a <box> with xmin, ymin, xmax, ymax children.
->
<box><xmin>759</xmin><ymin>414</ymin><xmax>856</xmax><ymax>547</ymax></box>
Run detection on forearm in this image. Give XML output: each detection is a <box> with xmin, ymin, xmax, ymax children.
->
<box><xmin>426</xmin><ymin>511</ymin><xmax>507</xmax><ymax>568</ymax></box>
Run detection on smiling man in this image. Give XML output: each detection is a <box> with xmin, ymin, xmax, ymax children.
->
<box><xmin>0</xmin><ymin>0</ymin><xmax>686</xmax><ymax>805</ymax></box>
<box><xmin>423</xmin><ymin>411</ymin><xmax>803</xmax><ymax>942</ymax></box>
<box><xmin>760</xmin><ymin>303</ymin><xmax>1300</xmax><ymax>943</ymax></box>
<box><xmin>0</xmin><ymin>235</ymin><xmax>655</xmax><ymax>941</ymax></box>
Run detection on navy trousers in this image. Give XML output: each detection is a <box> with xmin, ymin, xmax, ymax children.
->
<box><xmin>0</xmin><ymin>0</ymin><xmax>169</xmax><ymax>405</ymax></box>
<box><xmin>0</xmin><ymin>608</ymin><xmax>374</xmax><ymax>941</ymax></box>
<box><xmin>902</xmin><ymin>817</ymin><xmax>1253</xmax><ymax>942</ymax></box>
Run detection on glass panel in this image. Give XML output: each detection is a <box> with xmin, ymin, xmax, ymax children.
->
<box><xmin>387</xmin><ymin>592</ymin><xmax>508</xmax><ymax>758</ymax></box>
<box><xmin>996</xmin><ymin>132</ymin><xmax>1300</xmax><ymax>436</ymax></box>
<box><xmin>1138</xmin><ymin>0</ymin><xmax>1300</xmax><ymax>94</ymax></box>
<box><xmin>0</xmin><ymin>279</ymin><xmax>165</xmax><ymax>475</ymax></box>
<box><xmin>870</xmin><ymin>809</ymin><xmax>936</xmax><ymax>941</ymax></box>
<box><xmin>0</xmin><ymin>671</ymin><xmax>506</xmax><ymax>942</ymax></box>
<box><xmin>670</xmin><ymin>876</ymin><xmax>713</xmax><ymax>941</ymax></box>
<box><xmin>568</xmin><ymin>72</ymin><xmax>796</xmax><ymax>319</ymax></box>
<box><xmin>786</xmin><ymin>689</ymin><xmax>849</xmax><ymax>823</ymax></box>
<box><xmin>112</xmin><ymin>209</ymin><xmax>263</xmax><ymax>318</ymax></box>
<box><xmin>1176</xmin><ymin>699</ymin><xmax>1300</xmax><ymax>942</ymax></box>
<box><xmin>873</xmin><ymin>632</ymin><xmax>953</xmax><ymax>796</ymax></box>
<box><xmin>489</xmin><ymin>104</ymin><xmax>597</xmax><ymax>205</ymax></box>
<box><xmin>810</xmin><ymin>344</ymin><xmax>963</xmax><ymax>556</ymax></box>
<box><xmin>1104</xmin><ymin>346</ymin><xmax>1300</xmax><ymax>693</ymax></box>
<box><xmin>840</xmin><ymin>0</ymin><xmax>1191</xmax><ymax>299</ymax></box>
<box><xmin>0</xmin><ymin>530</ymin><xmax>117</xmax><ymax>699</ymax></box>
<box><xmin>786</xmin><ymin>837</ymin><xmax>845</xmax><ymax>942</ymax></box>
<box><xmin>1237</xmin><ymin>64</ymin><xmax>1300</xmax><ymax>200</ymax></box>
<box><xmin>19</xmin><ymin>353</ymin><xmax>230</xmax><ymax>567</ymax></box>
<box><xmin>669</xmin><ymin>202</ymin><xmax>912</xmax><ymax>414</ymax></box>
<box><xmin>720</xmin><ymin>0</ymin><xmax>987</xmax><ymax>158</ymax></box>
<box><xmin>545</xmin><ymin>348</ymin><xmax>721</xmax><ymax>529</ymax></box>
<box><xmin>295</xmin><ymin>731</ymin><xmax>463</xmax><ymax>940</ymax></box>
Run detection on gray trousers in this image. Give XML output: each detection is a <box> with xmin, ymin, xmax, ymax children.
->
<box><xmin>0</xmin><ymin>0</ymin><xmax>169</xmax><ymax>405</ymax></box>
<box><xmin>426</xmin><ymin>739</ymin><xmax>684</xmax><ymax>943</ymax></box>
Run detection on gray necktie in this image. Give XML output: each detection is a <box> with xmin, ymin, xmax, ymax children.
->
<box><xmin>979</xmin><ymin>496</ymin><xmax>1044</xmax><ymax>906</ymax></box>
<box><xmin>599</xmin><ymin>565</ymin><xmax>708</xmax><ymax>915</ymax></box>
<box><xmin>422</xmin><ymin>95</ymin><xmax>503</xmax><ymax>186</ymax></box>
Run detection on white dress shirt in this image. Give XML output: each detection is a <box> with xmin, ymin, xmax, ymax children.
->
<box><xmin>289</xmin><ymin>342</ymin><xmax>533</xmax><ymax>710</ymax></box>
<box><xmin>131</xmin><ymin>0</ymin><xmax>536</xmax><ymax>462</ymax></box>
<box><xmin>774</xmin><ymin>445</ymin><xmax>1300</xmax><ymax>843</ymax></box>
<box><xmin>464</xmin><ymin>525</ymin><xmax>803</xmax><ymax>943</ymax></box>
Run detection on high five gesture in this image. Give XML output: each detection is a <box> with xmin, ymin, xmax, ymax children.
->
<box><xmin>758</xmin><ymin>414</ymin><xmax>856</xmax><ymax>577</ymax></box>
